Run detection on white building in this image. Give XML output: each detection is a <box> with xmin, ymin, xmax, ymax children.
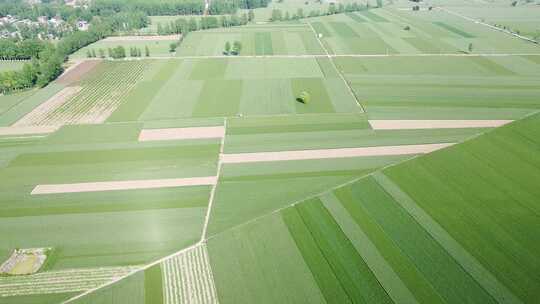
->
<box><xmin>77</xmin><ymin>20</ymin><xmax>89</xmax><ymax>31</ymax></box>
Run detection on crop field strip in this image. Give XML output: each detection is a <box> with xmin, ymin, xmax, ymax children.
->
<box><xmin>162</xmin><ymin>245</ymin><xmax>219</xmax><ymax>304</ymax></box>
<box><xmin>368</xmin><ymin>119</ymin><xmax>512</xmax><ymax>129</ymax></box>
<box><xmin>14</xmin><ymin>61</ymin><xmax>149</xmax><ymax>127</ymax></box>
<box><xmin>0</xmin><ymin>266</ymin><xmax>140</xmax><ymax>297</ymax></box>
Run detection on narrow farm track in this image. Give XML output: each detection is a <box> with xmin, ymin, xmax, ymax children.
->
<box><xmin>110</xmin><ymin>53</ymin><xmax>540</xmax><ymax>60</ymax></box>
<box><xmin>0</xmin><ymin>266</ymin><xmax>139</xmax><ymax>297</ymax></box>
<box><xmin>439</xmin><ymin>7</ymin><xmax>540</xmax><ymax>45</ymax></box>
<box><xmin>307</xmin><ymin>21</ymin><xmax>365</xmax><ymax>112</ymax></box>
<box><xmin>201</xmin><ymin>118</ymin><xmax>227</xmax><ymax>241</ymax></box>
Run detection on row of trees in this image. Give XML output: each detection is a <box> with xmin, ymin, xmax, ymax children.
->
<box><xmin>224</xmin><ymin>41</ymin><xmax>242</xmax><ymax>55</ymax></box>
<box><xmin>270</xmin><ymin>2</ymin><xmax>367</xmax><ymax>21</ymax></box>
<box><xmin>85</xmin><ymin>46</ymin><xmax>152</xmax><ymax>59</ymax></box>
<box><xmin>209</xmin><ymin>0</ymin><xmax>270</xmax><ymax>14</ymax></box>
<box><xmin>90</xmin><ymin>0</ymin><xmax>268</xmax><ymax>16</ymax></box>
<box><xmin>156</xmin><ymin>13</ymin><xmax>252</xmax><ymax>36</ymax></box>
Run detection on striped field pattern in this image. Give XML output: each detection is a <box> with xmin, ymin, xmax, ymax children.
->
<box><xmin>162</xmin><ymin>245</ymin><xmax>219</xmax><ymax>304</ymax></box>
<box><xmin>0</xmin><ymin>265</ymin><xmax>140</xmax><ymax>297</ymax></box>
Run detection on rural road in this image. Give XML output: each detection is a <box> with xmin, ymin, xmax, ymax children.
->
<box><xmin>438</xmin><ymin>7</ymin><xmax>539</xmax><ymax>45</ymax></box>
<box><xmin>93</xmin><ymin>53</ymin><xmax>540</xmax><ymax>61</ymax></box>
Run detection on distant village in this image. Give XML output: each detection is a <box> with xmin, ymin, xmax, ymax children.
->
<box><xmin>0</xmin><ymin>0</ymin><xmax>90</xmax><ymax>40</ymax></box>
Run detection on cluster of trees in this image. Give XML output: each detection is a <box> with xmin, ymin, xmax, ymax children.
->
<box><xmin>0</xmin><ymin>43</ymin><xmax>63</xmax><ymax>94</ymax></box>
<box><xmin>270</xmin><ymin>2</ymin><xmax>366</xmax><ymax>21</ymax></box>
<box><xmin>90</xmin><ymin>0</ymin><xmax>268</xmax><ymax>16</ymax></box>
<box><xmin>209</xmin><ymin>0</ymin><xmax>269</xmax><ymax>14</ymax></box>
<box><xmin>91</xmin><ymin>0</ymin><xmax>204</xmax><ymax>16</ymax></box>
<box><xmin>90</xmin><ymin>0</ymin><xmax>270</xmax><ymax>16</ymax></box>
<box><xmin>0</xmin><ymin>39</ymin><xmax>48</xmax><ymax>60</ymax></box>
<box><xmin>223</xmin><ymin>41</ymin><xmax>242</xmax><ymax>55</ymax></box>
<box><xmin>156</xmin><ymin>13</ymin><xmax>252</xmax><ymax>36</ymax></box>
<box><xmin>1</xmin><ymin>6</ymin><xmax>149</xmax><ymax>94</ymax></box>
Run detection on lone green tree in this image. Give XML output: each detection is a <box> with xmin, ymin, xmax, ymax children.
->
<box><xmin>468</xmin><ymin>42</ymin><xmax>473</xmax><ymax>53</ymax></box>
<box><xmin>232</xmin><ymin>41</ymin><xmax>242</xmax><ymax>55</ymax></box>
<box><xmin>297</xmin><ymin>91</ymin><xmax>311</xmax><ymax>104</ymax></box>
<box><xmin>224</xmin><ymin>41</ymin><xmax>231</xmax><ymax>55</ymax></box>
<box><xmin>145</xmin><ymin>46</ymin><xmax>150</xmax><ymax>57</ymax></box>
<box><xmin>170</xmin><ymin>42</ymin><xmax>178</xmax><ymax>53</ymax></box>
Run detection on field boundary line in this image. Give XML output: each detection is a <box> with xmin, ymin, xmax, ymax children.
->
<box><xmin>306</xmin><ymin>21</ymin><xmax>366</xmax><ymax>112</ymax></box>
<box><xmin>201</xmin><ymin>117</ymin><xmax>227</xmax><ymax>241</ymax></box>
<box><xmin>438</xmin><ymin>7</ymin><xmax>539</xmax><ymax>46</ymax></box>
<box><xmin>77</xmin><ymin>53</ymin><xmax>540</xmax><ymax>61</ymax></box>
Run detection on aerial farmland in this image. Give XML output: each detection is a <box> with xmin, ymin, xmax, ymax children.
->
<box><xmin>0</xmin><ymin>0</ymin><xmax>539</xmax><ymax>303</ymax></box>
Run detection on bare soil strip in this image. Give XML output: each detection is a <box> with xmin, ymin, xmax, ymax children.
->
<box><xmin>13</xmin><ymin>86</ymin><xmax>83</xmax><ymax>127</ymax></box>
<box><xmin>0</xmin><ymin>125</ymin><xmax>59</xmax><ymax>136</ymax></box>
<box><xmin>103</xmin><ymin>35</ymin><xmax>181</xmax><ymax>42</ymax></box>
<box><xmin>31</xmin><ymin>176</ymin><xmax>217</xmax><ymax>195</ymax></box>
<box><xmin>57</xmin><ymin>60</ymin><xmax>101</xmax><ymax>85</ymax></box>
<box><xmin>138</xmin><ymin>126</ymin><xmax>225</xmax><ymax>142</ymax></box>
<box><xmin>221</xmin><ymin>143</ymin><xmax>454</xmax><ymax>164</ymax></box>
<box><xmin>369</xmin><ymin>120</ymin><xmax>512</xmax><ymax>130</ymax></box>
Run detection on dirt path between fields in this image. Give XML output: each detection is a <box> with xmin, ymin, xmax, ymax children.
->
<box><xmin>221</xmin><ymin>143</ymin><xmax>454</xmax><ymax>163</ymax></box>
<box><xmin>369</xmin><ymin>120</ymin><xmax>512</xmax><ymax>130</ymax></box>
<box><xmin>103</xmin><ymin>35</ymin><xmax>181</xmax><ymax>42</ymax></box>
<box><xmin>31</xmin><ymin>176</ymin><xmax>218</xmax><ymax>195</ymax></box>
<box><xmin>0</xmin><ymin>125</ymin><xmax>59</xmax><ymax>136</ymax></box>
<box><xmin>138</xmin><ymin>126</ymin><xmax>225</xmax><ymax>141</ymax></box>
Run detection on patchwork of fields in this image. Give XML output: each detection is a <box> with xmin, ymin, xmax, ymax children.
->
<box><xmin>0</xmin><ymin>1</ymin><xmax>539</xmax><ymax>303</ymax></box>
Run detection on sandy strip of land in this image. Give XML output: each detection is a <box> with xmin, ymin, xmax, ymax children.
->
<box><xmin>0</xmin><ymin>125</ymin><xmax>59</xmax><ymax>136</ymax></box>
<box><xmin>221</xmin><ymin>143</ymin><xmax>454</xmax><ymax>164</ymax></box>
<box><xmin>31</xmin><ymin>176</ymin><xmax>217</xmax><ymax>195</ymax></box>
<box><xmin>103</xmin><ymin>34</ymin><xmax>181</xmax><ymax>42</ymax></box>
<box><xmin>13</xmin><ymin>86</ymin><xmax>82</xmax><ymax>127</ymax></box>
<box><xmin>368</xmin><ymin>120</ymin><xmax>513</xmax><ymax>130</ymax></box>
<box><xmin>138</xmin><ymin>126</ymin><xmax>225</xmax><ymax>141</ymax></box>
